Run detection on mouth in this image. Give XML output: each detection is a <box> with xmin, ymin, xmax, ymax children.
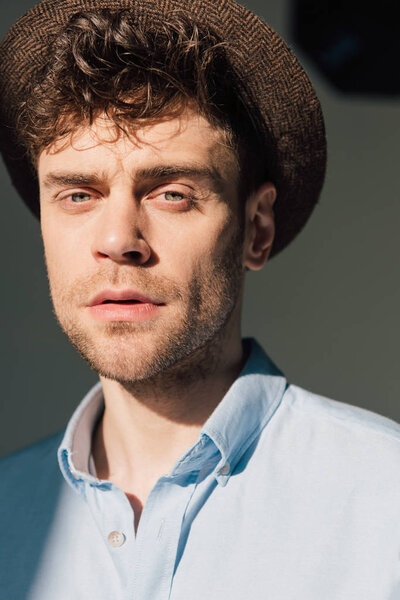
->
<box><xmin>87</xmin><ymin>289</ymin><xmax>164</xmax><ymax>322</ymax></box>
<box><xmin>89</xmin><ymin>289</ymin><xmax>164</xmax><ymax>307</ymax></box>
<box><xmin>101</xmin><ymin>299</ymin><xmax>145</xmax><ymax>305</ymax></box>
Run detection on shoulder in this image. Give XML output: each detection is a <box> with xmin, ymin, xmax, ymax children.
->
<box><xmin>0</xmin><ymin>432</ymin><xmax>66</xmax><ymax>558</ymax></box>
<box><xmin>282</xmin><ymin>383</ymin><xmax>400</xmax><ymax>443</ymax></box>
<box><xmin>276</xmin><ymin>384</ymin><xmax>400</xmax><ymax>481</ymax></box>
<box><xmin>0</xmin><ymin>431</ymin><xmax>65</xmax><ymax>502</ymax></box>
<box><xmin>0</xmin><ymin>430</ymin><xmax>64</xmax><ymax>472</ymax></box>
<box><xmin>0</xmin><ymin>433</ymin><xmax>67</xmax><ymax>587</ymax></box>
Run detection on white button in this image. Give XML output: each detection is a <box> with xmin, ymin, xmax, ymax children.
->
<box><xmin>108</xmin><ymin>531</ymin><xmax>125</xmax><ymax>548</ymax></box>
<box><xmin>219</xmin><ymin>462</ymin><xmax>230</xmax><ymax>475</ymax></box>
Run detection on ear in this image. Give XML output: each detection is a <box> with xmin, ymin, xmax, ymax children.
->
<box><xmin>243</xmin><ymin>182</ymin><xmax>276</xmax><ymax>271</ymax></box>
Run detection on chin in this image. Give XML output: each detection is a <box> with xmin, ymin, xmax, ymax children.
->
<box><xmin>63</xmin><ymin>320</ymin><xmax>196</xmax><ymax>383</ymax></box>
<box><xmin>69</xmin><ymin>332</ymin><xmax>170</xmax><ymax>381</ymax></box>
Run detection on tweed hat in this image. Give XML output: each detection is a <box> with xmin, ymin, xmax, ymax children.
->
<box><xmin>0</xmin><ymin>0</ymin><xmax>326</xmax><ymax>257</ymax></box>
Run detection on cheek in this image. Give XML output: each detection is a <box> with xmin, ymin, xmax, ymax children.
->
<box><xmin>150</xmin><ymin>208</ymin><xmax>235</xmax><ymax>276</ymax></box>
<box><xmin>41</xmin><ymin>222</ymin><xmax>85</xmax><ymax>289</ymax></box>
<box><xmin>156</xmin><ymin>231</ymin><xmax>223</xmax><ymax>285</ymax></box>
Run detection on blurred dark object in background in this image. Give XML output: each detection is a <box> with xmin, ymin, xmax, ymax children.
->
<box><xmin>292</xmin><ymin>0</ymin><xmax>400</xmax><ymax>96</ymax></box>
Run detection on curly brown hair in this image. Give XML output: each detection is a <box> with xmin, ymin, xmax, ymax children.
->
<box><xmin>18</xmin><ymin>9</ymin><xmax>269</xmax><ymax>198</ymax></box>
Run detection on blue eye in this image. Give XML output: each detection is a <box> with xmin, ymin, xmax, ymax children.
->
<box><xmin>164</xmin><ymin>191</ymin><xmax>185</xmax><ymax>202</ymax></box>
<box><xmin>70</xmin><ymin>192</ymin><xmax>91</xmax><ymax>203</ymax></box>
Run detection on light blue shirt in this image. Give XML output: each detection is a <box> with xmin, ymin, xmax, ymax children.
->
<box><xmin>1</xmin><ymin>339</ymin><xmax>400</xmax><ymax>599</ymax></box>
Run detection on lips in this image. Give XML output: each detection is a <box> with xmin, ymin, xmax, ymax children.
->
<box><xmin>87</xmin><ymin>289</ymin><xmax>164</xmax><ymax>322</ymax></box>
<box><xmin>89</xmin><ymin>289</ymin><xmax>163</xmax><ymax>307</ymax></box>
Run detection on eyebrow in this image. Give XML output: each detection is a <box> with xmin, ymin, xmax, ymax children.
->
<box><xmin>135</xmin><ymin>165</ymin><xmax>224</xmax><ymax>192</ymax></box>
<box><xmin>42</xmin><ymin>164</ymin><xmax>225</xmax><ymax>193</ymax></box>
<box><xmin>42</xmin><ymin>171</ymin><xmax>106</xmax><ymax>189</ymax></box>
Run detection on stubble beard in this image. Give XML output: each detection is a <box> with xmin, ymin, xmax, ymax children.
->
<box><xmin>48</xmin><ymin>225</ymin><xmax>244</xmax><ymax>390</ymax></box>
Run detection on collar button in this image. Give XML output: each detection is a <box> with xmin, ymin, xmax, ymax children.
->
<box><xmin>219</xmin><ymin>462</ymin><xmax>230</xmax><ymax>476</ymax></box>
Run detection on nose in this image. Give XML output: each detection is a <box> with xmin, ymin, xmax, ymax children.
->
<box><xmin>91</xmin><ymin>198</ymin><xmax>152</xmax><ymax>265</ymax></box>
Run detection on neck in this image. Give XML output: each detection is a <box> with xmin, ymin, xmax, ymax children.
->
<box><xmin>92</xmin><ymin>320</ymin><xmax>245</xmax><ymax>526</ymax></box>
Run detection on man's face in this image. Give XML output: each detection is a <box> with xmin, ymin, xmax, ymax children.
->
<box><xmin>38</xmin><ymin>110</ymin><xmax>246</xmax><ymax>384</ymax></box>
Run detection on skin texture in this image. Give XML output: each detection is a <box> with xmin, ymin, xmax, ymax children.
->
<box><xmin>38</xmin><ymin>109</ymin><xmax>276</xmax><ymax>530</ymax></box>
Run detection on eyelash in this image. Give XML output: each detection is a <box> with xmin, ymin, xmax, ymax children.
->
<box><xmin>156</xmin><ymin>190</ymin><xmax>197</xmax><ymax>208</ymax></box>
<box><xmin>61</xmin><ymin>189</ymin><xmax>196</xmax><ymax>208</ymax></box>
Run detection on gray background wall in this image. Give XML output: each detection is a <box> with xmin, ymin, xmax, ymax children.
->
<box><xmin>1</xmin><ymin>0</ymin><xmax>399</xmax><ymax>458</ymax></box>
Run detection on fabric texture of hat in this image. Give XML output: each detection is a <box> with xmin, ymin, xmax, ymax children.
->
<box><xmin>0</xmin><ymin>0</ymin><xmax>327</xmax><ymax>257</ymax></box>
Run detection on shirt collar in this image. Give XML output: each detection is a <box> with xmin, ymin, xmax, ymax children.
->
<box><xmin>58</xmin><ymin>339</ymin><xmax>287</xmax><ymax>493</ymax></box>
<box><xmin>200</xmin><ymin>338</ymin><xmax>287</xmax><ymax>485</ymax></box>
<box><xmin>58</xmin><ymin>381</ymin><xmax>104</xmax><ymax>494</ymax></box>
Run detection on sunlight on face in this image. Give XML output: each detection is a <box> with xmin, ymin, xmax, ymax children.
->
<box><xmin>38</xmin><ymin>109</ymin><xmax>246</xmax><ymax>384</ymax></box>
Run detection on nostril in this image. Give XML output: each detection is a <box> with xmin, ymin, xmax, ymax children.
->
<box><xmin>124</xmin><ymin>248</ymin><xmax>152</xmax><ymax>265</ymax></box>
<box><xmin>125</xmin><ymin>250</ymin><xmax>143</xmax><ymax>259</ymax></box>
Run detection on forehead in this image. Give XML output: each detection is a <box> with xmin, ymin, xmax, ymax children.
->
<box><xmin>37</xmin><ymin>110</ymin><xmax>238</xmax><ymax>180</ymax></box>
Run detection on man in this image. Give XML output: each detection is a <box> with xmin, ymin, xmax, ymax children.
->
<box><xmin>0</xmin><ymin>1</ymin><xmax>399</xmax><ymax>599</ymax></box>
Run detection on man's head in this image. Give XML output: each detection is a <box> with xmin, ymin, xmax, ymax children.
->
<box><xmin>0</xmin><ymin>0</ymin><xmax>326</xmax><ymax>385</ymax></box>
<box><xmin>30</xmin><ymin>10</ymin><xmax>275</xmax><ymax>384</ymax></box>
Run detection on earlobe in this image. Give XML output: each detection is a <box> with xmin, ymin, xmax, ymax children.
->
<box><xmin>243</xmin><ymin>182</ymin><xmax>276</xmax><ymax>271</ymax></box>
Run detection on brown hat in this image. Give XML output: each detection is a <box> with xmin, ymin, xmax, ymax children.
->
<box><xmin>0</xmin><ymin>0</ymin><xmax>326</xmax><ymax>257</ymax></box>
